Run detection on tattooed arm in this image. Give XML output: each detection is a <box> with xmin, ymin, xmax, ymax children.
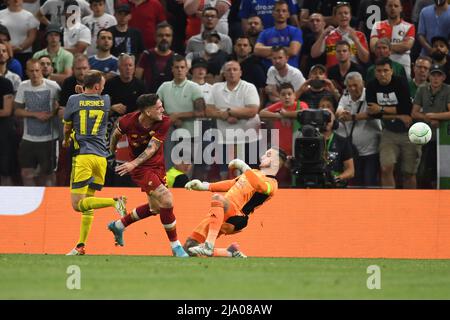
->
<box><xmin>115</xmin><ymin>138</ymin><xmax>162</xmax><ymax>176</ymax></box>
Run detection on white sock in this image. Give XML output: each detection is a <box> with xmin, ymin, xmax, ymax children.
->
<box><xmin>170</xmin><ymin>240</ymin><xmax>182</xmax><ymax>249</ymax></box>
<box><xmin>114</xmin><ymin>220</ymin><xmax>125</xmax><ymax>231</ymax></box>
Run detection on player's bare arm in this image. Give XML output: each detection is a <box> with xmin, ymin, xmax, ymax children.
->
<box><xmin>115</xmin><ymin>138</ymin><xmax>161</xmax><ymax>176</ymax></box>
<box><xmin>62</xmin><ymin>122</ymin><xmax>73</xmax><ymax>148</ymax></box>
<box><xmin>109</xmin><ymin>126</ymin><xmax>123</xmax><ymax>154</ymax></box>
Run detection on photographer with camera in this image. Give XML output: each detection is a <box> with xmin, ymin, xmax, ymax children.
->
<box><xmin>335</xmin><ymin>72</ymin><xmax>382</xmax><ymax>187</ymax></box>
<box><xmin>296</xmin><ymin>64</ymin><xmax>341</xmax><ymax>109</ymax></box>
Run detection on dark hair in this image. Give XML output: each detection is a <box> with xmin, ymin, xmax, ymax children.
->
<box><xmin>157</xmin><ymin>21</ymin><xmax>174</xmax><ymax>32</ymax></box>
<box><xmin>374</xmin><ymin>57</ymin><xmax>393</xmax><ymax>69</ymax></box>
<box><xmin>277</xmin><ymin>82</ymin><xmax>295</xmax><ymax>92</ymax></box>
<box><xmin>247</xmin><ymin>13</ymin><xmax>262</xmax><ymax>21</ymax></box>
<box><xmin>202</xmin><ymin>6</ymin><xmax>219</xmax><ymax>16</ymax></box>
<box><xmin>137</xmin><ymin>94</ymin><xmax>160</xmax><ymax>111</ymax></box>
<box><xmin>271</xmin><ymin>45</ymin><xmax>288</xmax><ymax>55</ymax></box>
<box><xmin>89</xmin><ymin>0</ymin><xmax>105</xmax><ymax>4</ymax></box>
<box><xmin>172</xmin><ymin>53</ymin><xmax>187</xmax><ymax>64</ymax></box>
<box><xmin>236</xmin><ymin>35</ymin><xmax>253</xmax><ymax>47</ymax></box>
<box><xmin>38</xmin><ymin>54</ymin><xmax>53</xmax><ymax>62</ymax></box>
<box><xmin>97</xmin><ymin>28</ymin><xmax>112</xmax><ymax>39</ymax></box>
<box><xmin>274</xmin><ymin>0</ymin><xmax>289</xmax><ymax>8</ymax></box>
<box><xmin>0</xmin><ymin>24</ymin><xmax>11</xmax><ymax>41</ymax></box>
<box><xmin>269</xmin><ymin>146</ymin><xmax>288</xmax><ymax>166</ymax></box>
<box><xmin>318</xmin><ymin>95</ymin><xmax>337</xmax><ymax>113</ymax></box>
<box><xmin>333</xmin><ymin>1</ymin><xmax>352</xmax><ymax>15</ymax></box>
<box><xmin>83</xmin><ymin>70</ymin><xmax>104</xmax><ymax>88</ymax></box>
<box><xmin>335</xmin><ymin>40</ymin><xmax>351</xmax><ymax>50</ymax></box>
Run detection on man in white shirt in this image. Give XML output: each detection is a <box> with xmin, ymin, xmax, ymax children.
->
<box><xmin>205</xmin><ymin>60</ymin><xmax>261</xmax><ymax>178</ymax></box>
<box><xmin>14</xmin><ymin>59</ymin><xmax>61</xmax><ymax>186</ymax></box>
<box><xmin>265</xmin><ymin>46</ymin><xmax>305</xmax><ymax>103</ymax></box>
<box><xmin>36</xmin><ymin>0</ymin><xmax>92</xmax><ymax>27</ymax></box>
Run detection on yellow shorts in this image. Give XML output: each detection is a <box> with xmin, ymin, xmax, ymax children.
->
<box><xmin>70</xmin><ymin>154</ymin><xmax>107</xmax><ymax>194</ymax></box>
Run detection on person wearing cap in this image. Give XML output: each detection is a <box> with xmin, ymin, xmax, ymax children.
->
<box><xmin>366</xmin><ymin>57</ymin><xmax>419</xmax><ymax>189</ymax></box>
<box><xmin>412</xmin><ymin>63</ymin><xmax>450</xmax><ymax>188</ymax></box>
<box><xmin>0</xmin><ymin>0</ymin><xmax>39</xmax><ymax>71</ymax></box>
<box><xmin>370</xmin><ymin>0</ymin><xmax>415</xmax><ymax>78</ymax></box>
<box><xmin>186</xmin><ymin>7</ymin><xmax>233</xmax><ymax>56</ymax></box>
<box><xmin>296</xmin><ymin>63</ymin><xmax>340</xmax><ymax>109</ymax></box>
<box><xmin>107</xmin><ymin>3</ymin><xmax>144</xmax><ymax>58</ymax></box>
<box><xmin>190</xmin><ymin>57</ymin><xmax>212</xmax><ymax>99</ymax></box>
<box><xmin>430</xmin><ymin>36</ymin><xmax>450</xmax><ymax>84</ymax></box>
<box><xmin>37</xmin><ymin>0</ymin><xmax>92</xmax><ymax>27</ymax></box>
<box><xmin>82</xmin><ymin>0</ymin><xmax>117</xmax><ymax>56</ymax></box>
<box><xmin>62</xmin><ymin>0</ymin><xmax>92</xmax><ymax>54</ymax></box>
<box><xmin>366</xmin><ymin>38</ymin><xmax>407</xmax><ymax>83</ymax></box>
<box><xmin>33</xmin><ymin>24</ymin><xmax>74</xmax><ymax>85</ymax></box>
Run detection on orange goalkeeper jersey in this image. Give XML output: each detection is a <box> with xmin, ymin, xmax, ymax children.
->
<box><xmin>209</xmin><ymin>169</ymin><xmax>278</xmax><ymax>216</ymax></box>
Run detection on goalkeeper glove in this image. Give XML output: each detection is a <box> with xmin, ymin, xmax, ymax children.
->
<box><xmin>228</xmin><ymin>159</ymin><xmax>251</xmax><ymax>173</ymax></box>
<box><xmin>185</xmin><ymin>179</ymin><xmax>210</xmax><ymax>191</ymax></box>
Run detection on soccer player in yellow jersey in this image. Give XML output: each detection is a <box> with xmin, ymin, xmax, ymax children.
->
<box><xmin>63</xmin><ymin>70</ymin><xmax>127</xmax><ymax>255</ymax></box>
<box><xmin>184</xmin><ymin>147</ymin><xmax>287</xmax><ymax>258</ymax></box>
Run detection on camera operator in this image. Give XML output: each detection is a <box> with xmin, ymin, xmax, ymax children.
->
<box><xmin>319</xmin><ymin>101</ymin><xmax>355</xmax><ymax>185</ymax></box>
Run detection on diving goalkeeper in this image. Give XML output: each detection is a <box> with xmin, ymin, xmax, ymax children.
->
<box><xmin>184</xmin><ymin>147</ymin><xmax>287</xmax><ymax>258</ymax></box>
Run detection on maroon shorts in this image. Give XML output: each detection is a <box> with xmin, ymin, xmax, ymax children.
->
<box><xmin>131</xmin><ymin>166</ymin><xmax>167</xmax><ymax>194</ymax></box>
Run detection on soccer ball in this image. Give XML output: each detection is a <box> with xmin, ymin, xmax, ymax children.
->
<box><xmin>408</xmin><ymin>122</ymin><xmax>432</xmax><ymax>145</ymax></box>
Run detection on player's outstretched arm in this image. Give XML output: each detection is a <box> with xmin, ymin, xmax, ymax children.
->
<box><xmin>229</xmin><ymin>159</ymin><xmax>271</xmax><ymax>194</ymax></box>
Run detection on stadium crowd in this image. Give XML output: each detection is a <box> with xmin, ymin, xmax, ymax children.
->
<box><xmin>0</xmin><ymin>0</ymin><xmax>450</xmax><ymax>189</ymax></box>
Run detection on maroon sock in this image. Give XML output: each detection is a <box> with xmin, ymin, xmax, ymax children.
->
<box><xmin>159</xmin><ymin>207</ymin><xmax>178</xmax><ymax>242</ymax></box>
<box><xmin>121</xmin><ymin>204</ymin><xmax>154</xmax><ymax>227</ymax></box>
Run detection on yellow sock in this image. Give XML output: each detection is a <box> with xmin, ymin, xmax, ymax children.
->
<box><xmin>78</xmin><ymin>210</ymin><xmax>94</xmax><ymax>245</ymax></box>
<box><xmin>78</xmin><ymin>197</ymin><xmax>115</xmax><ymax>211</ymax></box>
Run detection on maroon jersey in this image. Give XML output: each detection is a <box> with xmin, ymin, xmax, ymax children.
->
<box><xmin>117</xmin><ymin>112</ymin><xmax>170</xmax><ymax>169</ymax></box>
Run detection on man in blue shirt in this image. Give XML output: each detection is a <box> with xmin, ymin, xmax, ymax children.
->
<box><xmin>254</xmin><ymin>0</ymin><xmax>303</xmax><ymax>70</ymax></box>
<box><xmin>239</xmin><ymin>0</ymin><xmax>299</xmax><ymax>31</ymax></box>
<box><xmin>88</xmin><ymin>29</ymin><xmax>118</xmax><ymax>79</ymax></box>
<box><xmin>418</xmin><ymin>0</ymin><xmax>450</xmax><ymax>56</ymax></box>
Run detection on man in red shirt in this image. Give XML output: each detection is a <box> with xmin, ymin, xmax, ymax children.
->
<box><xmin>121</xmin><ymin>0</ymin><xmax>167</xmax><ymax>50</ymax></box>
<box><xmin>107</xmin><ymin>93</ymin><xmax>189</xmax><ymax>257</ymax></box>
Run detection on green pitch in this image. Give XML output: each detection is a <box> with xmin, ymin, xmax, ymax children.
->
<box><xmin>1</xmin><ymin>254</ymin><xmax>450</xmax><ymax>299</ymax></box>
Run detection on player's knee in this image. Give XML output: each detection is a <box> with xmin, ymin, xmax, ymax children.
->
<box><xmin>71</xmin><ymin>199</ymin><xmax>82</xmax><ymax>212</ymax></box>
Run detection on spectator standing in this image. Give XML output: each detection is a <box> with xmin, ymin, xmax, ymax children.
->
<box><xmin>366</xmin><ymin>38</ymin><xmax>407</xmax><ymax>83</ymax></box>
<box><xmin>409</xmin><ymin>56</ymin><xmax>432</xmax><ymax>97</ymax></box>
<box><xmin>300</xmin><ymin>13</ymin><xmax>327</xmax><ymax>76</ymax></box>
<box><xmin>0</xmin><ymin>42</ymin><xmax>21</xmax><ymax>91</ymax></box>
<box><xmin>62</xmin><ymin>0</ymin><xmax>92</xmax><ymax>54</ymax></box>
<box><xmin>36</xmin><ymin>0</ymin><xmax>92</xmax><ymax>27</ymax></box>
<box><xmin>417</xmin><ymin>0</ymin><xmax>450</xmax><ymax>56</ymax></box>
<box><xmin>254</xmin><ymin>0</ymin><xmax>303</xmax><ymax>70</ymax></box>
<box><xmin>14</xmin><ymin>59</ymin><xmax>61</xmax><ymax>186</ymax></box>
<box><xmin>335</xmin><ymin>72</ymin><xmax>382</xmax><ymax>187</ymax></box>
<box><xmin>107</xmin><ymin>3</ymin><xmax>144</xmax><ymax>58</ymax></box>
<box><xmin>88</xmin><ymin>29</ymin><xmax>118</xmax><ymax>79</ymax></box>
<box><xmin>0</xmin><ymin>75</ymin><xmax>15</xmax><ymax>186</ymax></box>
<box><xmin>244</xmin><ymin>14</ymin><xmax>263</xmax><ymax>48</ymax></box>
<box><xmin>0</xmin><ymin>24</ymin><xmax>23</xmax><ymax>78</ymax></box>
<box><xmin>239</xmin><ymin>0</ymin><xmax>299</xmax><ymax>31</ymax></box>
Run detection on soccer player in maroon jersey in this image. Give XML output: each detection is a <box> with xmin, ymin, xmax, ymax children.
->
<box><xmin>107</xmin><ymin>93</ymin><xmax>188</xmax><ymax>257</ymax></box>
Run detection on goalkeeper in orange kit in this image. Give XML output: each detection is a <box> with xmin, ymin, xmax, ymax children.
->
<box><xmin>183</xmin><ymin>147</ymin><xmax>287</xmax><ymax>258</ymax></box>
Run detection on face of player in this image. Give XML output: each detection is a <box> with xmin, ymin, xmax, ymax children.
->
<box><xmin>97</xmin><ymin>31</ymin><xmax>113</xmax><ymax>52</ymax></box>
<box><xmin>247</xmin><ymin>17</ymin><xmax>262</xmax><ymax>36</ymax></box>
<box><xmin>260</xmin><ymin>148</ymin><xmax>279</xmax><ymax>169</ymax></box>
<box><xmin>172</xmin><ymin>60</ymin><xmax>188</xmax><ymax>81</ymax></box>
<box><xmin>386</xmin><ymin>0</ymin><xmax>402</xmax><ymax>20</ymax></box>
<box><xmin>272</xmin><ymin>3</ymin><xmax>289</xmax><ymax>24</ymax></box>
<box><xmin>271</xmin><ymin>50</ymin><xmax>288</xmax><ymax>70</ymax></box>
<box><xmin>0</xmin><ymin>43</ymin><xmax>9</xmax><ymax>64</ymax></box>
<box><xmin>413</xmin><ymin>59</ymin><xmax>431</xmax><ymax>82</ymax></box>
<box><xmin>309</xmin><ymin>14</ymin><xmax>325</xmax><ymax>34</ymax></box>
<box><xmin>280</xmin><ymin>88</ymin><xmax>295</xmax><ymax>107</ymax></box>
<box><xmin>335</xmin><ymin>6</ymin><xmax>351</xmax><ymax>28</ymax></box>
<box><xmin>145</xmin><ymin>99</ymin><xmax>164</xmax><ymax>121</ymax></box>
<box><xmin>234</xmin><ymin>38</ymin><xmax>252</xmax><ymax>59</ymax></box>
<box><xmin>375</xmin><ymin>64</ymin><xmax>393</xmax><ymax>85</ymax></box>
<box><xmin>74</xmin><ymin>59</ymin><xmax>90</xmax><ymax>83</ymax></box>
<box><xmin>39</xmin><ymin>57</ymin><xmax>54</xmax><ymax>78</ymax></box>
<box><xmin>336</xmin><ymin>44</ymin><xmax>351</xmax><ymax>63</ymax></box>
<box><xmin>26</xmin><ymin>62</ymin><xmax>43</xmax><ymax>85</ymax></box>
<box><xmin>375</xmin><ymin>43</ymin><xmax>391</xmax><ymax>58</ymax></box>
<box><xmin>91</xmin><ymin>1</ymin><xmax>105</xmax><ymax>17</ymax></box>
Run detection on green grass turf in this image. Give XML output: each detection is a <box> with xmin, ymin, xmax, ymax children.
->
<box><xmin>1</xmin><ymin>254</ymin><xmax>450</xmax><ymax>299</ymax></box>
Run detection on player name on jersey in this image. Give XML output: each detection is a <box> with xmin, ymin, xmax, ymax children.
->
<box><xmin>79</xmin><ymin>100</ymin><xmax>105</xmax><ymax>107</ymax></box>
